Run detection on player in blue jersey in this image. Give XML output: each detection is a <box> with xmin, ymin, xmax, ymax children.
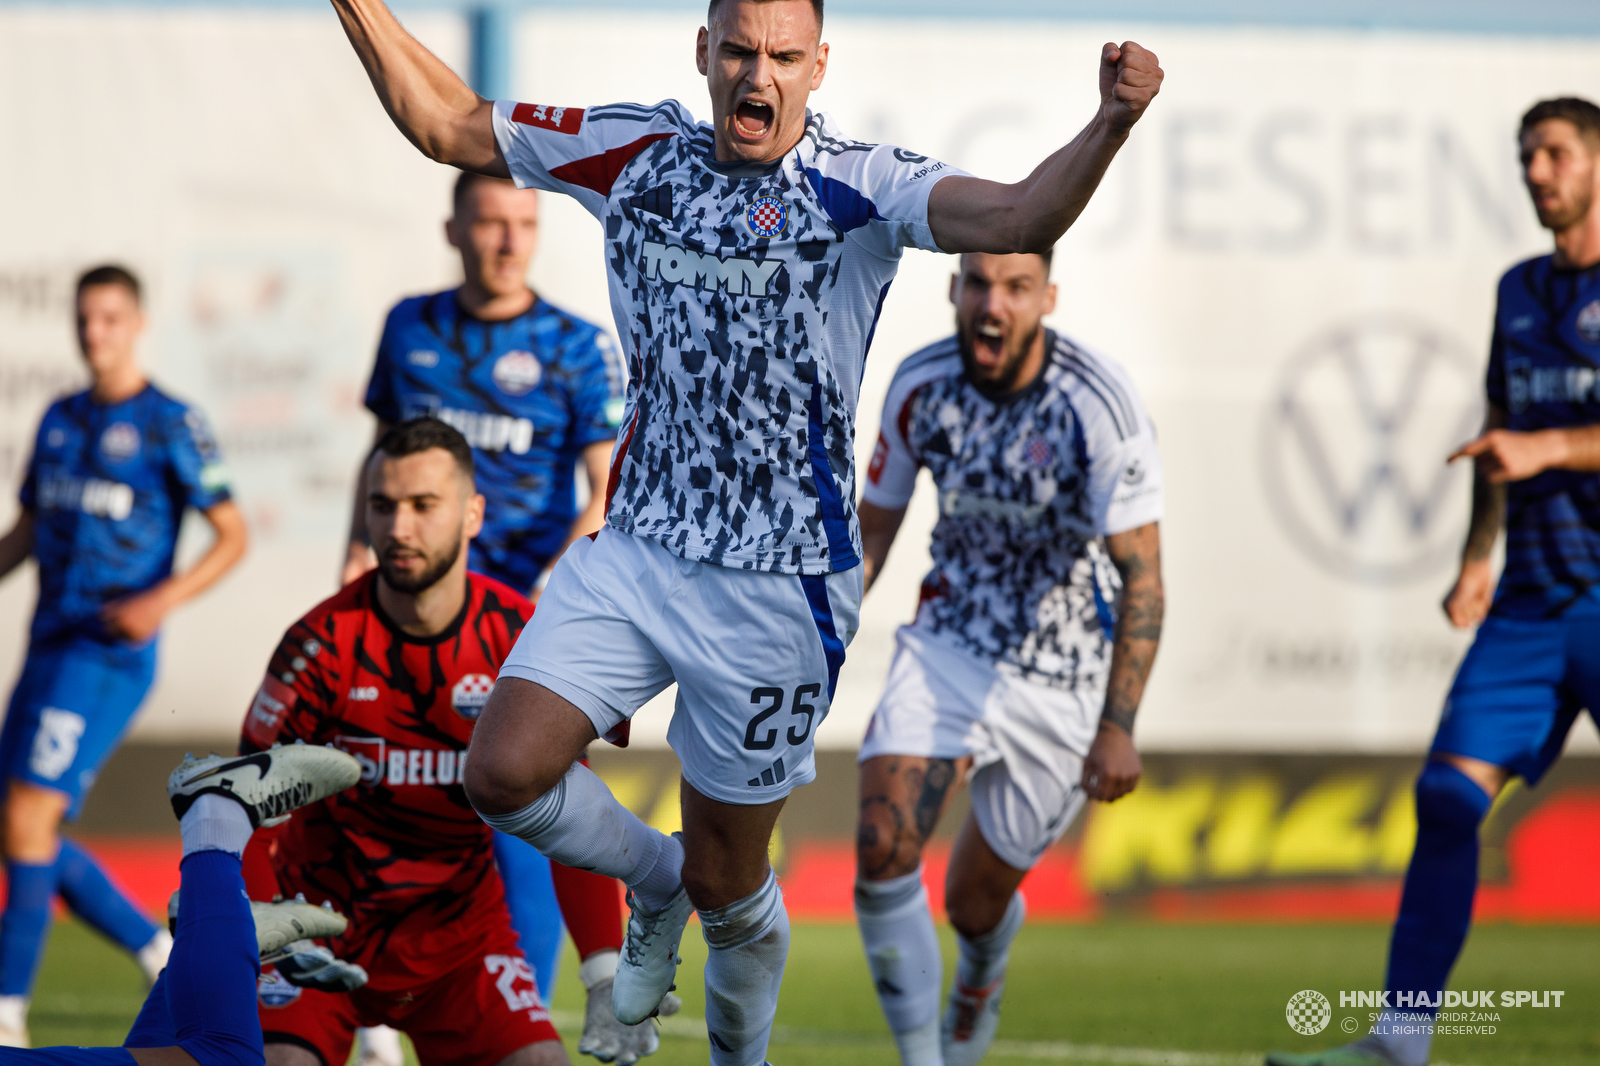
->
<box><xmin>341</xmin><ymin>171</ymin><xmax>626</xmax><ymax>597</ymax></box>
<box><xmin>1269</xmin><ymin>97</ymin><xmax>1600</xmax><ymax>1066</ymax></box>
<box><xmin>338</xmin><ymin>174</ymin><xmax>631</xmax><ymax>1066</ymax></box>
<box><xmin>320</xmin><ymin>0</ymin><xmax>1161</xmax><ymax>1061</ymax></box>
<box><xmin>0</xmin><ymin>266</ymin><xmax>250</xmax><ymax>1048</ymax></box>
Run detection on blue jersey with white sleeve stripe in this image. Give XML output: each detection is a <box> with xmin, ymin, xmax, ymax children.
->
<box><xmin>19</xmin><ymin>384</ymin><xmax>231</xmax><ymax>645</ymax></box>
<box><xmin>365</xmin><ymin>290</ymin><xmax>626</xmax><ymax>592</ymax></box>
<box><xmin>491</xmin><ymin>99</ymin><xmax>966</xmax><ymax>575</ymax></box>
<box><xmin>1485</xmin><ymin>255</ymin><xmax>1600</xmax><ymax>618</ymax></box>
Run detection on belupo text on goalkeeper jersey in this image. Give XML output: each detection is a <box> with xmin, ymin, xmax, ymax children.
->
<box><xmin>492</xmin><ymin>99</ymin><xmax>966</xmax><ymax>575</ymax></box>
<box><xmin>863</xmin><ymin>332</ymin><xmax>1164</xmax><ymax>690</ymax></box>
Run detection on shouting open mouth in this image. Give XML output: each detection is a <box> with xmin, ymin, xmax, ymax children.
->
<box><xmin>734</xmin><ymin>96</ymin><xmax>775</xmax><ymax>140</ymax></box>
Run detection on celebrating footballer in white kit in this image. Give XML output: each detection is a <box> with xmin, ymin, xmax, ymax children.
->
<box><xmin>854</xmin><ymin>251</ymin><xmax>1165</xmax><ymax>1066</ymax></box>
<box><xmin>321</xmin><ymin>0</ymin><xmax>1162</xmax><ymax>1061</ymax></box>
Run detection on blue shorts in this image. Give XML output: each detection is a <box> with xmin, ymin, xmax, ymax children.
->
<box><xmin>1433</xmin><ymin>613</ymin><xmax>1600</xmax><ymax>785</ymax></box>
<box><xmin>0</xmin><ymin>638</ymin><xmax>157</xmax><ymax>818</ymax></box>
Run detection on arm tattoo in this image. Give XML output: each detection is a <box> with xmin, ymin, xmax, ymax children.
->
<box><xmin>1103</xmin><ymin>525</ymin><xmax>1165</xmax><ymax>735</ymax></box>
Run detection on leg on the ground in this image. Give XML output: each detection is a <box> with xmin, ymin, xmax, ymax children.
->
<box><xmin>1366</xmin><ymin>756</ymin><xmax>1503</xmax><ymax>1066</ymax></box>
<box><xmin>855</xmin><ymin>754</ymin><xmax>970</xmax><ymax>1066</ymax></box>
<box><xmin>56</xmin><ymin>837</ymin><xmax>165</xmax><ymax>968</ymax></box>
<box><xmin>1263</xmin><ymin>754</ymin><xmax>1507</xmax><ymax>1066</ymax></box>
<box><xmin>940</xmin><ymin>812</ymin><xmax>1029</xmax><ymax>1066</ymax></box>
<box><xmin>467</xmin><ymin>680</ymin><xmax>683</xmax><ymax>908</ymax></box>
<box><xmin>680</xmin><ymin>780</ymin><xmax>788</xmax><ymax>1066</ymax></box>
<box><xmin>0</xmin><ymin>780</ymin><xmax>71</xmax><ymax>1044</ymax></box>
<box><xmin>943</xmin><ymin>814</ymin><xmax>1028</xmax><ymax>941</ymax></box>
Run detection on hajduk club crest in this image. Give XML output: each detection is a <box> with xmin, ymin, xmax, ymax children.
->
<box><xmin>745</xmin><ymin>195</ymin><xmax>788</xmax><ymax>239</ymax></box>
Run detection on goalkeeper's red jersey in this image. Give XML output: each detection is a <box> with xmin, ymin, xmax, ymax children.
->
<box><xmin>238</xmin><ymin>570</ymin><xmax>531</xmax><ymax>990</ymax></box>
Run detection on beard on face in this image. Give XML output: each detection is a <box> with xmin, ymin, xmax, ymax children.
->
<box><xmin>1535</xmin><ymin>181</ymin><xmax>1595</xmax><ymax>232</ymax></box>
<box><xmin>957</xmin><ymin>317</ymin><xmax>1043</xmax><ymax>398</ymax></box>
<box><xmin>377</xmin><ymin>533</ymin><xmax>463</xmax><ymax>595</ymax></box>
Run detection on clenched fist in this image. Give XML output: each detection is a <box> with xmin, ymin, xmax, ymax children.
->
<box><xmin>1099</xmin><ymin>41</ymin><xmax>1163</xmax><ymax>135</ymax></box>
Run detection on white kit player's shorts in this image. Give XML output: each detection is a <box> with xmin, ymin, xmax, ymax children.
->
<box><xmin>858</xmin><ymin>624</ymin><xmax>1099</xmax><ymax>870</ymax></box>
<box><xmin>501</xmin><ymin>527</ymin><xmax>862</xmax><ymax>805</ymax></box>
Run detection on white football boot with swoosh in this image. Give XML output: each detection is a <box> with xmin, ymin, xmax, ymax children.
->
<box><xmin>167</xmin><ymin>742</ymin><xmax>361</xmax><ymax>828</ymax></box>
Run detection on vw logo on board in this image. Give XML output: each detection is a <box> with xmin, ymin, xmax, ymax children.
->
<box><xmin>1260</xmin><ymin>314</ymin><xmax>1483</xmax><ymax>585</ymax></box>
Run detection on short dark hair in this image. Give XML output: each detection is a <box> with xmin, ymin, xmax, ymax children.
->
<box><xmin>75</xmin><ymin>264</ymin><xmax>142</xmax><ymax>306</ymax></box>
<box><xmin>960</xmin><ymin>248</ymin><xmax>1054</xmax><ymax>277</ymax></box>
<box><xmin>372</xmin><ymin>418</ymin><xmax>475</xmax><ymax>481</ymax></box>
<box><xmin>452</xmin><ymin>170</ymin><xmax>522</xmax><ymax>216</ymax></box>
<box><xmin>1520</xmin><ymin>97</ymin><xmax>1600</xmax><ymax>145</ymax></box>
<box><xmin>707</xmin><ymin>0</ymin><xmax>823</xmax><ymax>33</ymax></box>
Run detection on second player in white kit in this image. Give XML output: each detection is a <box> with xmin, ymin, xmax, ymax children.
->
<box><xmin>321</xmin><ymin>0</ymin><xmax>1163</xmax><ymax>1062</ymax></box>
<box><xmin>854</xmin><ymin>251</ymin><xmax>1166</xmax><ymax>1066</ymax></box>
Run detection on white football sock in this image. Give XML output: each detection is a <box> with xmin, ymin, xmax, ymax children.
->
<box><xmin>700</xmin><ymin>869</ymin><xmax>788</xmax><ymax>1066</ymax></box>
<box><xmin>137</xmin><ymin>928</ymin><xmax>174</xmax><ymax>985</ymax></box>
<box><xmin>856</xmin><ymin>869</ymin><xmax>943</xmax><ymax>1066</ymax></box>
<box><xmin>355</xmin><ymin>1024</ymin><xmax>406</xmax><ymax>1066</ymax></box>
<box><xmin>1355</xmin><ymin>1010</ymin><xmax>1433</xmax><ymax>1066</ymax></box>
<box><xmin>179</xmin><ymin>793</ymin><xmax>254</xmax><ymax>858</ymax></box>
<box><xmin>476</xmin><ymin>761</ymin><xmax>682</xmax><ymax>911</ymax></box>
<box><xmin>0</xmin><ymin>995</ymin><xmax>27</xmax><ymax>1045</ymax></box>
<box><xmin>954</xmin><ymin>892</ymin><xmax>1025</xmax><ymax>992</ymax></box>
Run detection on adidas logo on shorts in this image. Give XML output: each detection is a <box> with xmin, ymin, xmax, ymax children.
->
<box><xmin>747</xmin><ymin>757</ymin><xmax>787</xmax><ymax>788</ymax></box>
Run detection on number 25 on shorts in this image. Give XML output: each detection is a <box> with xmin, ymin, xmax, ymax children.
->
<box><xmin>743</xmin><ymin>685</ymin><xmax>822</xmax><ymax>750</ymax></box>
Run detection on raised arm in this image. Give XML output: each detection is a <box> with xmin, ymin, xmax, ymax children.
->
<box><xmin>329</xmin><ymin>0</ymin><xmax>508</xmax><ymax>174</ymax></box>
<box><xmin>927</xmin><ymin>41</ymin><xmax>1162</xmax><ymax>254</ymax></box>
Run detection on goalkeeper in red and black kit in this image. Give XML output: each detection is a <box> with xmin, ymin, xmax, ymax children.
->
<box><xmin>236</xmin><ymin>419</ymin><xmax>661</xmax><ymax>1066</ymax></box>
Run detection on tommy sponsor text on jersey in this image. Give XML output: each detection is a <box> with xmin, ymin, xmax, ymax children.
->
<box><xmin>493</xmin><ymin>99</ymin><xmax>967</xmax><ymax>575</ymax></box>
<box><xmin>864</xmin><ymin>332</ymin><xmax>1164</xmax><ymax>689</ymax></box>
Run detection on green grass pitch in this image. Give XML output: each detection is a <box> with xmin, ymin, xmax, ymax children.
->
<box><xmin>28</xmin><ymin>918</ymin><xmax>1600</xmax><ymax>1065</ymax></box>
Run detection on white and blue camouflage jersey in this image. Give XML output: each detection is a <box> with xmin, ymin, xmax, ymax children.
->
<box><xmin>863</xmin><ymin>332</ymin><xmax>1163</xmax><ymax>690</ymax></box>
<box><xmin>492</xmin><ymin>99</ymin><xmax>965</xmax><ymax>575</ymax></box>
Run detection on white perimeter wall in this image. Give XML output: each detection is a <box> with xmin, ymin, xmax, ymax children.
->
<box><xmin>1</xmin><ymin>7</ymin><xmax>1598</xmax><ymax>753</ymax></box>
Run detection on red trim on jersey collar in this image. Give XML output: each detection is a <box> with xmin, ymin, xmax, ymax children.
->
<box><xmin>549</xmin><ymin>133</ymin><xmax>677</xmax><ymax>197</ymax></box>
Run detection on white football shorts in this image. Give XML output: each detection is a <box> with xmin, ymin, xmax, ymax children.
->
<box><xmin>858</xmin><ymin>624</ymin><xmax>1100</xmax><ymax>870</ymax></box>
<box><xmin>500</xmin><ymin>526</ymin><xmax>862</xmax><ymax>805</ymax></box>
